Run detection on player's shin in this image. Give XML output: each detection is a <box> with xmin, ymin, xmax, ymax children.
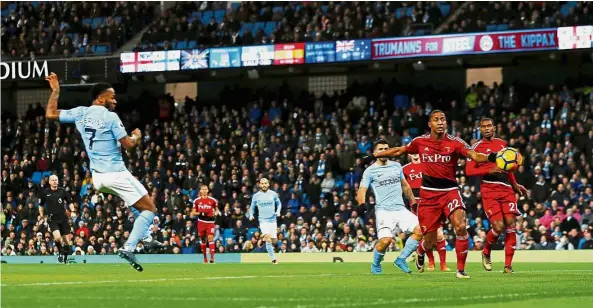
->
<box><xmin>397</xmin><ymin>231</ymin><xmax>421</xmax><ymax>261</ymax></box>
<box><xmin>123</xmin><ymin>210</ymin><xmax>155</xmax><ymax>251</ymax></box>
<box><xmin>483</xmin><ymin>229</ymin><xmax>499</xmax><ymax>256</ymax></box>
<box><xmin>265</xmin><ymin>240</ymin><xmax>276</xmax><ymax>262</ymax></box>
<box><xmin>209</xmin><ymin>241</ymin><xmax>216</xmax><ymax>262</ymax></box>
<box><xmin>504</xmin><ymin>226</ymin><xmax>517</xmax><ymax>268</ymax></box>
<box><xmin>455</xmin><ymin>233</ymin><xmax>469</xmax><ymax>271</ymax></box>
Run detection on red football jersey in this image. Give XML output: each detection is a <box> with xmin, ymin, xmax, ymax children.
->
<box><xmin>405</xmin><ymin>134</ymin><xmax>470</xmax><ymax>190</ymax></box>
<box><xmin>193</xmin><ymin>197</ymin><xmax>218</xmax><ymax>220</ymax></box>
<box><xmin>402</xmin><ymin>163</ymin><xmax>423</xmax><ymax>190</ymax></box>
<box><xmin>466</xmin><ymin>138</ymin><xmax>515</xmax><ymax>187</ymax></box>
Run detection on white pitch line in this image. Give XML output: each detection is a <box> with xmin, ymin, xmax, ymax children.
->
<box><xmin>0</xmin><ymin>273</ymin><xmax>342</xmax><ymax>287</ymax></box>
<box><xmin>2</xmin><ymin>269</ymin><xmax>591</xmax><ymax>287</ymax></box>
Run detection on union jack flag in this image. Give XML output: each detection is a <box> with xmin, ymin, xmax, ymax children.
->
<box><xmin>336</xmin><ymin>40</ymin><xmax>354</xmax><ymax>52</ymax></box>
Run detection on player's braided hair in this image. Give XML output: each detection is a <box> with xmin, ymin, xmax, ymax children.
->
<box><xmin>429</xmin><ymin>109</ymin><xmax>445</xmax><ymax>119</ymax></box>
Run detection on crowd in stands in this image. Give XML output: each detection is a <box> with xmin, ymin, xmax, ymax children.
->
<box><xmin>1</xmin><ymin>76</ymin><xmax>592</xmax><ymax>257</ymax></box>
<box><xmin>136</xmin><ymin>1</ymin><xmax>454</xmax><ymax>51</ymax></box>
<box><xmin>1</xmin><ymin>1</ymin><xmax>155</xmax><ymax>60</ymax></box>
<box><xmin>444</xmin><ymin>1</ymin><xmax>593</xmax><ymax>33</ymax></box>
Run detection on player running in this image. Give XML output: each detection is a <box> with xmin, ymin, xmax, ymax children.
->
<box><xmin>40</xmin><ymin>175</ymin><xmax>73</xmax><ymax>264</ymax></box>
<box><xmin>249</xmin><ymin>178</ymin><xmax>281</xmax><ymax>264</ymax></box>
<box><xmin>403</xmin><ymin>154</ymin><xmax>450</xmax><ymax>272</ymax></box>
<box><xmin>357</xmin><ymin>139</ymin><xmax>422</xmax><ymax>275</ymax></box>
<box><xmin>466</xmin><ymin>118</ymin><xmax>528</xmax><ymax>274</ymax></box>
<box><xmin>191</xmin><ymin>184</ymin><xmax>220</xmax><ymax>263</ymax></box>
<box><xmin>365</xmin><ymin>110</ymin><xmax>502</xmax><ymax>279</ymax></box>
<box><xmin>45</xmin><ymin>73</ymin><xmax>156</xmax><ymax>272</ymax></box>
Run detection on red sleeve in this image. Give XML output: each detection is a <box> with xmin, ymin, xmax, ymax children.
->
<box><xmin>465</xmin><ymin>159</ymin><xmax>493</xmax><ymax>176</ymax></box>
<box><xmin>455</xmin><ymin>137</ymin><xmax>470</xmax><ymax>157</ymax></box>
<box><xmin>465</xmin><ymin>142</ymin><xmax>492</xmax><ymax>176</ymax></box>
<box><xmin>405</xmin><ymin>137</ymin><xmax>420</xmax><ymax>154</ymax></box>
<box><xmin>508</xmin><ymin>172</ymin><xmax>518</xmax><ymax>185</ymax></box>
<box><xmin>192</xmin><ymin>199</ymin><xmax>199</xmax><ymax>212</ymax></box>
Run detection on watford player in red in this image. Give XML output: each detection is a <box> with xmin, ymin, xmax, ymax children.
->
<box><xmin>367</xmin><ymin>110</ymin><xmax>501</xmax><ymax>278</ymax></box>
<box><xmin>466</xmin><ymin>118</ymin><xmax>528</xmax><ymax>274</ymax></box>
<box><xmin>191</xmin><ymin>184</ymin><xmax>220</xmax><ymax>263</ymax></box>
<box><xmin>403</xmin><ymin>154</ymin><xmax>450</xmax><ymax>272</ymax></box>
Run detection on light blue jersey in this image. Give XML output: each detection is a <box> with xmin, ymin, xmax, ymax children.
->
<box><xmin>360</xmin><ymin>160</ymin><xmax>405</xmax><ymax>211</ymax></box>
<box><xmin>249</xmin><ymin>190</ymin><xmax>282</xmax><ymax>223</ymax></box>
<box><xmin>59</xmin><ymin>105</ymin><xmax>127</xmax><ymax>173</ymax></box>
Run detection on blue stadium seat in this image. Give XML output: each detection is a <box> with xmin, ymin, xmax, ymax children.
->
<box><xmin>42</xmin><ymin>171</ymin><xmax>53</xmax><ymax>179</ymax></box>
<box><xmin>253</xmin><ymin>22</ymin><xmax>265</xmax><ymax>35</ymax></box>
<box><xmin>440</xmin><ymin>4</ymin><xmax>451</xmax><ymax>16</ymax></box>
<box><xmin>82</xmin><ymin>18</ymin><xmax>92</xmax><ymax>26</ymax></box>
<box><xmin>30</xmin><ymin>1</ymin><xmax>39</xmax><ymax>7</ymax></box>
<box><xmin>239</xmin><ymin>22</ymin><xmax>253</xmax><ymax>36</ymax></box>
<box><xmin>92</xmin><ymin>17</ymin><xmax>103</xmax><ymax>28</ymax></box>
<box><xmin>114</xmin><ymin>16</ymin><xmax>122</xmax><ymax>23</ymax></box>
<box><xmin>486</xmin><ymin>24</ymin><xmax>497</xmax><ymax>32</ymax></box>
<box><xmin>176</xmin><ymin>40</ymin><xmax>187</xmax><ymax>49</ymax></box>
<box><xmin>32</xmin><ymin>172</ymin><xmax>42</xmax><ymax>184</ymax></box>
<box><xmin>259</xmin><ymin>7</ymin><xmax>269</xmax><ymax>16</ymax></box>
<box><xmin>7</xmin><ymin>3</ymin><xmax>16</xmax><ymax>12</ymax></box>
<box><xmin>264</xmin><ymin>21</ymin><xmax>277</xmax><ymax>35</ymax></box>
<box><xmin>247</xmin><ymin>228</ymin><xmax>259</xmax><ymax>239</ymax></box>
<box><xmin>223</xmin><ymin>229</ymin><xmax>235</xmax><ymax>242</ymax></box>
<box><xmin>321</xmin><ymin>5</ymin><xmax>328</xmax><ymax>13</ymax></box>
<box><xmin>415</xmin><ymin>29</ymin><xmax>426</xmax><ymax>35</ymax></box>
<box><xmin>191</xmin><ymin>11</ymin><xmax>202</xmax><ymax>18</ymax></box>
<box><xmin>79</xmin><ymin>46</ymin><xmax>85</xmax><ymax>54</ymax></box>
<box><xmin>214</xmin><ymin>9</ymin><xmax>225</xmax><ymax>23</ymax></box>
<box><xmin>395</xmin><ymin>8</ymin><xmax>404</xmax><ymax>19</ymax></box>
<box><xmin>95</xmin><ymin>45</ymin><xmax>108</xmax><ymax>54</ymax></box>
<box><xmin>157</xmin><ymin>41</ymin><xmax>164</xmax><ymax>47</ymax></box>
<box><xmin>187</xmin><ymin>40</ymin><xmax>197</xmax><ymax>49</ymax></box>
<box><xmin>201</xmin><ymin>10</ymin><xmax>213</xmax><ymax>24</ymax></box>
<box><xmin>496</xmin><ymin>24</ymin><xmax>509</xmax><ymax>31</ymax></box>
<box><xmin>1</xmin><ymin>9</ymin><xmax>9</xmax><ymax>17</ymax></box>
<box><xmin>295</xmin><ymin>4</ymin><xmax>302</xmax><ymax>12</ymax></box>
<box><xmin>230</xmin><ymin>3</ymin><xmax>240</xmax><ymax>12</ymax></box>
<box><xmin>272</xmin><ymin>6</ymin><xmax>283</xmax><ymax>14</ymax></box>
<box><xmin>406</xmin><ymin>7</ymin><xmax>414</xmax><ymax>17</ymax></box>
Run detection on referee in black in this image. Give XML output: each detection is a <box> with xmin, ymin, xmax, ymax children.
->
<box><xmin>40</xmin><ymin>175</ymin><xmax>73</xmax><ymax>263</ymax></box>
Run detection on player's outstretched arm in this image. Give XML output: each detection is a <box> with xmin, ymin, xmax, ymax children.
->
<box><xmin>466</xmin><ymin>150</ymin><xmax>497</xmax><ymax>164</ymax></box>
<box><xmin>44</xmin><ymin>73</ymin><xmax>61</xmax><ymax>121</ymax></box>
<box><xmin>466</xmin><ymin>157</ymin><xmax>500</xmax><ymax>176</ymax></box>
<box><xmin>375</xmin><ymin>146</ymin><xmax>406</xmax><ymax>158</ymax></box>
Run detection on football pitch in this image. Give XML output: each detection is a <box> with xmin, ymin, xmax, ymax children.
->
<box><xmin>1</xmin><ymin>263</ymin><xmax>592</xmax><ymax>308</ymax></box>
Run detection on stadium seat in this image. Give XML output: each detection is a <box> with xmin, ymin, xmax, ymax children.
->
<box><xmin>95</xmin><ymin>45</ymin><xmax>108</xmax><ymax>54</ymax></box>
<box><xmin>201</xmin><ymin>10</ymin><xmax>213</xmax><ymax>24</ymax></box>
<box><xmin>92</xmin><ymin>17</ymin><xmax>103</xmax><ymax>29</ymax></box>
<box><xmin>82</xmin><ymin>18</ymin><xmax>92</xmax><ymax>26</ymax></box>
<box><xmin>247</xmin><ymin>228</ymin><xmax>259</xmax><ymax>239</ymax></box>
<box><xmin>31</xmin><ymin>172</ymin><xmax>42</xmax><ymax>184</ymax></box>
<box><xmin>486</xmin><ymin>24</ymin><xmax>497</xmax><ymax>32</ymax></box>
<box><xmin>187</xmin><ymin>40</ymin><xmax>197</xmax><ymax>49</ymax></box>
<box><xmin>214</xmin><ymin>10</ymin><xmax>225</xmax><ymax>23</ymax></box>
<box><xmin>440</xmin><ymin>4</ymin><xmax>451</xmax><ymax>16</ymax></box>
<box><xmin>264</xmin><ymin>21</ymin><xmax>277</xmax><ymax>36</ymax></box>
<box><xmin>230</xmin><ymin>3</ymin><xmax>240</xmax><ymax>12</ymax></box>
<box><xmin>253</xmin><ymin>22</ymin><xmax>265</xmax><ymax>35</ymax></box>
<box><xmin>176</xmin><ymin>40</ymin><xmax>187</xmax><ymax>49</ymax></box>
<box><xmin>321</xmin><ymin>5</ymin><xmax>328</xmax><ymax>13</ymax></box>
<box><xmin>114</xmin><ymin>16</ymin><xmax>122</xmax><ymax>23</ymax></box>
<box><xmin>272</xmin><ymin>6</ymin><xmax>283</xmax><ymax>14</ymax></box>
<box><xmin>496</xmin><ymin>24</ymin><xmax>509</xmax><ymax>31</ymax></box>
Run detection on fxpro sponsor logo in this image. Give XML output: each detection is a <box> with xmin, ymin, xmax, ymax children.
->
<box><xmin>0</xmin><ymin>61</ymin><xmax>49</xmax><ymax>80</ymax></box>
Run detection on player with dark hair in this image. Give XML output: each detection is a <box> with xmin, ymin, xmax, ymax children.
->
<box><xmin>191</xmin><ymin>184</ymin><xmax>219</xmax><ymax>263</ymax></box>
<box><xmin>45</xmin><ymin>73</ymin><xmax>156</xmax><ymax>271</ymax></box>
<box><xmin>41</xmin><ymin>175</ymin><xmax>72</xmax><ymax>264</ymax></box>
<box><xmin>403</xmin><ymin>154</ymin><xmax>450</xmax><ymax>272</ymax></box>
<box><xmin>357</xmin><ymin>139</ymin><xmax>422</xmax><ymax>275</ymax></box>
<box><xmin>466</xmin><ymin>118</ymin><xmax>528</xmax><ymax>274</ymax></box>
<box><xmin>363</xmin><ymin>110</ymin><xmax>502</xmax><ymax>278</ymax></box>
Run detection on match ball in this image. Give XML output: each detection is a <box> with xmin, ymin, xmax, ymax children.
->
<box><xmin>495</xmin><ymin>147</ymin><xmax>523</xmax><ymax>172</ymax></box>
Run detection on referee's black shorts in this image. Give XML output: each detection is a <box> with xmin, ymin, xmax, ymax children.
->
<box><xmin>49</xmin><ymin>219</ymin><xmax>71</xmax><ymax>235</ymax></box>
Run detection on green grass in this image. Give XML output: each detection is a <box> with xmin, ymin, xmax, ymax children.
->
<box><xmin>2</xmin><ymin>263</ymin><xmax>592</xmax><ymax>308</ymax></box>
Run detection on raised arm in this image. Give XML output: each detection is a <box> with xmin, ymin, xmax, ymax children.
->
<box><xmin>44</xmin><ymin>73</ymin><xmax>61</xmax><ymax>121</ymax></box>
<box><xmin>465</xmin><ymin>149</ymin><xmax>496</xmax><ymax>163</ymax></box>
